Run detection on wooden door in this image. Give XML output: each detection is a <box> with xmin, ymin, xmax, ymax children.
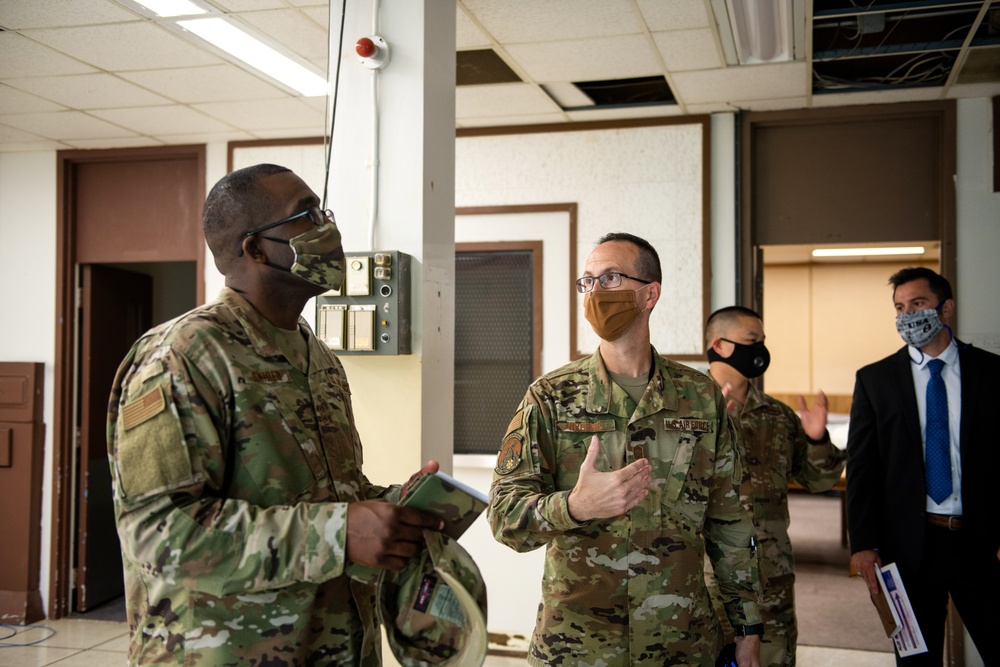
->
<box><xmin>76</xmin><ymin>264</ymin><xmax>151</xmax><ymax>611</ymax></box>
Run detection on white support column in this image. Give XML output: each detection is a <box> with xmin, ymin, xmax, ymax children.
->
<box><xmin>327</xmin><ymin>0</ymin><xmax>456</xmax><ymax>493</ymax></box>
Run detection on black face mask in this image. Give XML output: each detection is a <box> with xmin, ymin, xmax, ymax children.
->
<box><xmin>707</xmin><ymin>339</ymin><xmax>771</xmax><ymax>378</ymax></box>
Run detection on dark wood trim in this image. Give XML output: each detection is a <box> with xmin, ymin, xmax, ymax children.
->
<box><xmin>994</xmin><ymin>97</ymin><xmax>999</xmax><ymax>193</ymax></box>
<box><xmin>49</xmin><ymin>145</ymin><xmax>206</xmax><ymax>620</ymax></box>
<box><xmin>457</xmin><ymin>114</ymin><xmax>710</xmax><ymax>138</ymax></box>
<box><xmin>456</xmin><ymin>241</ymin><xmax>544</xmax><ymax>380</ymax></box>
<box><xmin>226</xmin><ymin>137</ymin><xmax>325</xmax><ymax>174</ymax></box>
<box><xmin>740</xmin><ymin>101</ymin><xmax>958</xmax><ymax>312</ymax></box>
<box><xmin>456</xmin><ymin>203</ymin><xmax>577</xmax><ymax>362</ymax></box>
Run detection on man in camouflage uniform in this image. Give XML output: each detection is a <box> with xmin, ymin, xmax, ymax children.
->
<box><xmin>704</xmin><ymin>306</ymin><xmax>846</xmax><ymax>666</ymax></box>
<box><xmin>106</xmin><ymin>164</ymin><xmax>442</xmax><ymax>666</ymax></box>
<box><xmin>488</xmin><ymin>233</ymin><xmax>763</xmax><ymax>666</ymax></box>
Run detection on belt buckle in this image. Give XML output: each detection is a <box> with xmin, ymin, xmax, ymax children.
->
<box><xmin>947</xmin><ymin>515</ymin><xmax>959</xmax><ymax>530</ymax></box>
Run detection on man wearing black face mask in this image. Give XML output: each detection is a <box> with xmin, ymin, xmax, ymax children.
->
<box><xmin>847</xmin><ymin>267</ymin><xmax>1000</xmax><ymax>665</ymax></box>
<box><xmin>704</xmin><ymin>306</ymin><xmax>846</xmax><ymax>667</ymax></box>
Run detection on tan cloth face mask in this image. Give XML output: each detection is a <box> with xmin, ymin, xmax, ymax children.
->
<box><xmin>584</xmin><ymin>286</ymin><xmax>647</xmax><ymax>341</ymax></box>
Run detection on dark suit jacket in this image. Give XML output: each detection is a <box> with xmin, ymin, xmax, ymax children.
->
<box><xmin>846</xmin><ymin>343</ymin><xmax>1000</xmax><ymax>580</ymax></box>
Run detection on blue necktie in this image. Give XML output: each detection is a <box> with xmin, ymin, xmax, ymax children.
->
<box><xmin>925</xmin><ymin>358</ymin><xmax>951</xmax><ymax>504</ymax></box>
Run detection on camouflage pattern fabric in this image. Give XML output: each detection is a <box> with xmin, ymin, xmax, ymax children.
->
<box><xmin>107</xmin><ymin>287</ymin><xmax>395</xmax><ymax>666</ymax></box>
<box><xmin>378</xmin><ymin>529</ymin><xmax>488</xmax><ymax>667</ymax></box>
<box><xmin>488</xmin><ymin>348</ymin><xmax>762</xmax><ymax>667</ymax></box>
<box><xmin>707</xmin><ymin>383</ymin><xmax>846</xmax><ymax>666</ymax></box>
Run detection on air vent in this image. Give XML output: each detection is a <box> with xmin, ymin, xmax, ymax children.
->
<box><xmin>457</xmin><ymin>49</ymin><xmax>521</xmax><ymax>86</ymax></box>
<box><xmin>566</xmin><ymin>76</ymin><xmax>675</xmax><ymax>110</ymax></box>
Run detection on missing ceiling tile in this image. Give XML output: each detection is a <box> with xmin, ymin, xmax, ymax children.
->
<box><xmin>569</xmin><ymin>76</ymin><xmax>675</xmax><ymax>109</ymax></box>
<box><xmin>457</xmin><ymin>49</ymin><xmax>521</xmax><ymax>86</ymax></box>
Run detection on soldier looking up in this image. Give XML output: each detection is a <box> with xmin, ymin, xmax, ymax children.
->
<box><xmin>106</xmin><ymin>164</ymin><xmax>443</xmax><ymax>666</ymax></box>
<box><xmin>704</xmin><ymin>306</ymin><xmax>846</xmax><ymax>666</ymax></box>
<box><xmin>488</xmin><ymin>232</ymin><xmax>763</xmax><ymax>666</ymax></box>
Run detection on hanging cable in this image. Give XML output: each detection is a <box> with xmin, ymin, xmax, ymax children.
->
<box><xmin>322</xmin><ymin>0</ymin><xmax>349</xmax><ymax>210</ymax></box>
<box><xmin>366</xmin><ymin>0</ymin><xmax>382</xmax><ymax>252</ymax></box>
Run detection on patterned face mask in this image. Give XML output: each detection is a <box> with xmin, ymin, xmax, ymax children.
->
<box><xmin>895</xmin><ymin>304</ymin><xmax>944</xmax><ymax>348</ymax></box>
<box><xmin>583</xmin><ymin>286</ymin><xmax>648</xmax><ymax>341</ymax></box>
<box><xmin>245</xmin><ymin>207</ymin><xmax>346</xmax><ymax>292</ymax></box>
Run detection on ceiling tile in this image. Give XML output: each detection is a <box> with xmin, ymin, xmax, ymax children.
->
<box><xmin>457</xmin><ymin>6</ymin><xmax>492</xmax><ymax>49</ymax></box>
<box><xmin>0</xmin><ymin>122</ymin><xmax>48</xmax><ymax>143</ymax></box>
<box><xmin>506</xmin><ymin>35</ymin><xmax>661</xmax><ymax>83</ymax></box>
<box><xmin>653</xmin><ymin>29</ymin><xmax>722</xmax><ymax>72</ymax></box>
<box><xmin>210</xmin><ymin>0</ymin><xmax>289</xmax><ymax>10</ymax></box>
<box><xmin>635</xmin><ymin>0</ymin><xmax>712</xmax><ymax>32</ymax></box>
<box><xmin>233</xmin><ymin>9</ymin><xmax>329</xmax><ymax>62</ymax></box>
<box><xmin>946</xmin><ymin>82</ymin><xmax>1000</xmax><ymax>98</ymax></box>
<box><xmin>119</xmin><ymin>65</ymin><xmax>289</xmax><ymax>103</ymax></box>
<box><xmin>23</xmin><ymin>23</ymin><xmax>221</xmax><ymax>72</ymax></box>
<box><xmin>299</xmin><ymin>6</ymin><xmax>329</xmax><ymax>30</ymax></box>
<box><xmin>811</xmin><ymin>87</ymin><xmax>943</xmax><ymax>107</ymax></box>
<box><xmin>728</xmin><ymin>96</ymin><xmax>809</xmax><ymax>112</ymax></box>
<box><xmin>90</xmin><ymin>105</ymin><xmax>238</xmax><ymax>135</ymax></box>
<box><xmin>457</xmin><ymin>83</ymin><xmax>562</xmax><ymax>118</ymax></box>
<box><xmin>462</xmin><ymin>0</ymin><xmax>640</xmax><ymax>43</ymax></box>
<box><xmin>457</xmin><ymin>112</ymin><xmax>568</xmax><ymax>128</ymax></box>
<box><xmin>0</xmin><ymin>84</ymin><xmax>65</xmax><ymax>114</ymax></box>
<box><xmin>671</xmin><ymin>63</ymin><xmax>809</xmax><ymax>105</ymax></box>
<box><xmin>0</xmin><ymin>0</ymin><xmax>135</xmax><ymax>29</ymax></box>
<box><xmin>139</xmin><ymin>131</ymin><xmax>257</xmax><ymax>144</ymax></box>
<box><xmin>6</xmin><ymin>73</ymin><xmax>173</xmax><ymax>109</ymax></box>
<box><xmin>192</xmin><ymin>98</ymin><xmax>325</xmax><ymax>131</ymax></box>
<box><xmin>65</xmin><ymin>136</ymin><xmax>165</xmax><ymax>149</ymax></box>
<box><xmin>564</xmin><ymin>105</ymin><xmax>683</xmax><ymax>122</ymax></box>
<box><xmin>1</xmin><ymin>110</ymin><xmax>139</xmax><ymax>140</ymax></box>
<box><xmin>0</xmin><ymin>32</ymin><xmax>97</xmax><ymax>78</ymax></box>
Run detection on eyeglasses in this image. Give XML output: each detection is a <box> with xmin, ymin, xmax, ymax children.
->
<box><xmin>243</xmin><ymin>206</ymin><xmax>333</xmax><ymax>239</ymax></box>
<box><xmin>575</xmin><ymin>271</ymin><xmax>652</xmax><ymax>293</ymax></box>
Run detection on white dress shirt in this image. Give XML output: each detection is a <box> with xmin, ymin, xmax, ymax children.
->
<box><xmin>908</xmin><ymin>340</ymin><xmax>962</xmax><ymax>514</ymax></box>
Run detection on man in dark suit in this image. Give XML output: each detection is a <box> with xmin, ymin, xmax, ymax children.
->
<box><xmin>846</xmin><ymin>267</ymin><xmax>1000</xmax><ymax>665</ymax></box>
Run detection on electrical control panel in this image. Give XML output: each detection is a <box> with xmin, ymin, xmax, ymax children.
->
<box><xmin>315</xmin><ymin>250</ymin><xmax>411</xmax><ymax>355</ymax></box>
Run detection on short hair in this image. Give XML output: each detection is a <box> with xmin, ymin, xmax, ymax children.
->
<box><xmin>705</xmin><ymin>305</ymin><xmax>761</xmax><ymax>348</ymax></box>
<box><xmin>888</xmin><ymin>267</ymin><xmax>952</xmax><ymax>302</ymax></box>
<box><xmin>203</xmin><ymin>163</ymin><xmax>292</xmax><ymax>269</ymax></box>
<box><xmin>595</xmin><ymin>232</ymin><xmax>662</xmax><ymax>283</ymax></box>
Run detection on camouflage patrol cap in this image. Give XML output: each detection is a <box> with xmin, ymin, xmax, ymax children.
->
<box><xmin>377</xmin><ymin>529</ymin><xmax>488</xmax><ymax>667</ymax></box>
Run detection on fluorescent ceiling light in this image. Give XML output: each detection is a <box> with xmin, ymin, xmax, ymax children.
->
<box><xmin>130</xmin><ymin>0</ymin><xmax>207</xmax><ymax>17</ymax></box>
<box><xmin>177</xmin><ymin>18</ymin><xmax>328</xmax><ymax>97</ymax></box>
<box><xmin>812</xmin><ymin>247</ymin><xmax>926</xmax><ymax>257</ymax></box>
<box><xmin>712</xmin><ymin>0</ymin><xmax>804</xmax><ymax>65</ymax></box>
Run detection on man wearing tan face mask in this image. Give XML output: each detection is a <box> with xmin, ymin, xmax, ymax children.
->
<box><xmin>488</xmin><ymin>232</ymin><xmax>763</xmax><ymax>667</ymax></box>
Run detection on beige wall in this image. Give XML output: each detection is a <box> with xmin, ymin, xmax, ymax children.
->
<box><xmin>763</xmin><ymin>260</ymin><xmax>937</xmax><ymax>399</ymax></box>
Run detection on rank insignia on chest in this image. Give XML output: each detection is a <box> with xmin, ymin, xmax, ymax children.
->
<box><xmin>496</xmin><ymin>435</ymin><xmax>523</xmax><ymax>475</ymax></box>
<box><xmin>662</xmin><ymin>418</ymin><xmax>713</xmax><ymax>433</ymax></box>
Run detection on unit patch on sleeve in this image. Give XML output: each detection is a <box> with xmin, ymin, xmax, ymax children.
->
<box><xmin>496</xmin><ymin>435</ymin><xmax>523</xmax><ymax>475</ymax></box>
<box><xmin>662</xmin><ymin>418</ymin><xmax>713</xmax><ymax>433</ymax></box>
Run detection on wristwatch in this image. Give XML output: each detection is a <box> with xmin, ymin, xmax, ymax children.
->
<box><xmin>733</xmin><ymin>623</ymin><xmax>764</xmax><ymax>637</ymax></box>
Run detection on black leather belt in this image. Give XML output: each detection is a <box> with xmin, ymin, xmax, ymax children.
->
<box><xmin>926</xmin><ymin>513</ymin><xmax>963</xmax><ymax>530</ymax></box>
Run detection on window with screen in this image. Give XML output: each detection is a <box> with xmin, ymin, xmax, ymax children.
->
<box><xmin>454</xmin><ymin>249</ymin><xmax>536</xmax><ymax>455</ymax></box>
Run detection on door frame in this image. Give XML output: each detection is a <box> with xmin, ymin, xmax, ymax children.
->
<box><xmin>49</xmin><ymin>145</ymin><xmax>206</xmax><ymax>618</ymax></box>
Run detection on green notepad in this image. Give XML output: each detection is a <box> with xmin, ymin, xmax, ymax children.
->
<box><xmin>401</xmin><ymin>471</ymin><xmax>489</xmax><ymax>540</ymax></box>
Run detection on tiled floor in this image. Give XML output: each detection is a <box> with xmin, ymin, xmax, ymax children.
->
<box><xmin>1</xmin><ymin>617</ymin><xmax>894</xmax><ymax>666</ymax></box>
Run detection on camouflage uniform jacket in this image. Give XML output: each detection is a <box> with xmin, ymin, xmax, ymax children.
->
<box><xmin>107</xmin><ymin>288</ymin><xmax>394</xmax><ymax>666</ymax></box>
<box><xmin>488</xmin><ymin>348</ymin><xmax>762</xmax><ymax>667</ymax></box>
<box><xmin>734</xmin><ymin>384</ymin><xmax>846</xmax><ymax>580</ymax></box>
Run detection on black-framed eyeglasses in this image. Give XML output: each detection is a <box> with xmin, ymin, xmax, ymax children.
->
<box><xmin>575</xmin><ymin>271</ymin><xmax>652</xmax><ymax>294</ymax></box>
<box><xmin>243</xmin><ymin>207</ymin><xmax>333</xmax><ymax>239</ymax></box>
